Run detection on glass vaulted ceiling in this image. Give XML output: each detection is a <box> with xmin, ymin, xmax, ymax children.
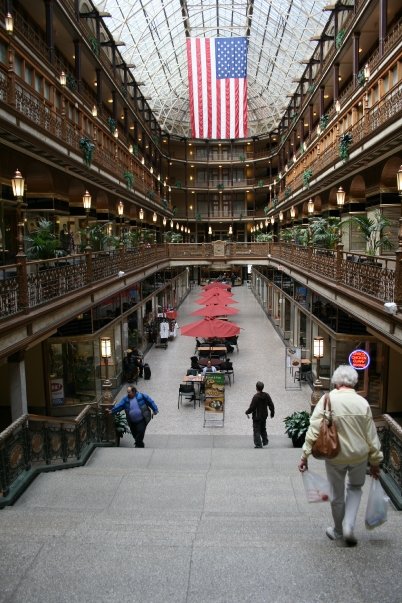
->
<box><xmin>96</xmin><ymin>0</ymin><xmax>330</xmax><ymax>139</ymax></box>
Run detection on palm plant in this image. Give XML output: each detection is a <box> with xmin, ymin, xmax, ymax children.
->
<box><xmin>79</xmin><ymin>223</ymin><xmax>117</xmax><ymax>252</ymax></box>
<box><xmin>123</xmin><ymin>229</ymin><xmax>141</xmax><ymax>247</ymax></box>
<box><xmin>279</xmin><ymin>228</ymin><xmax>294</xmax><ymax>242</ymax></box>
<box><xmin>256</xmin><ymin>232</ymin><xmax>275</xmax><ymax>242</ymax></box>
<box><xmin>346</xmin><ymin>210</ymin><xmax>394</xmax><ymax>256</ymax></box>
<box><xmin>25</xmin><ymin>218</ymin><xmax>64</xmax><ymax>259</ymax></box>
<box><xmin>164</xmin><ymin>230</ymin><xmax>183</xmax><ymax>243</ymax></box>
<box><xmin>310</xmin><ymin>216</ymin><xmax>342</xmax><ymax>249</ymax></box>
<box><xmin>293</xmin><ymin>225</ymin><xmax>312</xmax><ymax>246</ymax></box>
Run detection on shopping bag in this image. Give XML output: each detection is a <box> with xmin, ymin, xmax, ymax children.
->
<box><xmin>365</xmin><ymin>478</ymin><xmax>389</xmax><ymax>529</ymax></box>
<box><xmin>302</xmin><ymin>470</ymin><xmax>332</xmax><ymax>503</ymax></box>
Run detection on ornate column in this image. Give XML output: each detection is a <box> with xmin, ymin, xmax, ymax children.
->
<box><xmin>352</xmin><ymin>32</ymin><xmax>360</xmax><ymax>87</ymax></box>
<box><xmin>45</xmin><ymin>0</ymin><xmax>55</xmax><ymax>64</ymax></box>
<box><xmin>379</xmin><ymin>0</ymin><xmax>387</xmax><ymax>57</ymax></box>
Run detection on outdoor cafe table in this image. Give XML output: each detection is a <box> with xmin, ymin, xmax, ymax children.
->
<box><xmin>197</xmin><ymin>346</ymin><xmax>227</xmax><ymax>354</ymax></box>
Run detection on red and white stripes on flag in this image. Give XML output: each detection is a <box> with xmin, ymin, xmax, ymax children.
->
<box><xmin>186</xmin><ymin>37</ymin><xmax>248</xmax><ymax>140</ymax></box>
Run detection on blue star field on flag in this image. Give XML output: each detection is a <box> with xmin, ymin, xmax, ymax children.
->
<box><xmin>215</xmin><ymin>38</ymin><xmax>248</xmax><ymax>79</ymax></box>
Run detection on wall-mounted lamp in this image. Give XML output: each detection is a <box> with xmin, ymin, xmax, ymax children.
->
<box><xmin>153</xmin><ymin>212</ymin><xmax>157</xmax><ymax>223</ymax></box>
<box><xmin>92</xmin><ymin>105</ymin><xmax>98</xmax><ymax>117</ymax></box>
<box><xmin>307</xmin><ymin>198</ymin><xmax>314</xmax><ymax>215</ymax></box>
<box><xmin>228</xmin><ymin>225</ymin><xmax>233</xmax><ymax>235</ymax></box>
<box><xmin>176</xmin><ymin>222</ymin><xmax>179</xmax><ymax>230</ymax></box>
<box><xmin>100</xmin><ymin>336</ymin><xmax>113</xmax><ymax>404</ymax></box>
<box><xmin>82</xmin><ymin>190</ymin><xmax>92</xmax><ymax>250</ymax></box>
<box><xmin>396</xmin><ymin>165</ymin><xmax>402</xmax><ymax>193</ymax></box>
<box><xmin>139</xmin><ymin>208</ymin><xmax>144</xmax><ymax>221</ymax></box>
<box><xmin>170</xmin><ymin>219</ymin><xmax>174</xmax><ymax>229</ymax></box>
<box><xmin>163</xmin><ymin>216</ymin><xmax>167</xmax><ymax>227</ymax></box>
<box><xmin>12</xmin><ymin>169</ymin><xmax>25</xmax><ymax>257</ymax></box>
<box><xmin>290</xmin><ymin>206</ymin><xmax>296</xmax><ymax>220</ymax></box>
<box><xmin>208</xmin><ymin>226</ymin><xmax>212</xmax><ymax>235</ymax></box>
<box><xmin>336</xmin><ymin>186</ymin><xmax>346</xmax><ymax>208</ymax></box>
<box><xmin>60</xmin><ymin>71</ymin><xmax>67</xmax><ymax>87</ymax></box>
<box><xmin>364</xmin><ymin>64</ymin><xmax>370</xmax><ymax>82</ymax></box>
<box><xmin>335</xmin><ymin>99</ymin><xmax>341</xmax><ymax>113</ymax></box>
<box><xmin>5</xmin><ymin>12</ymin><xmax>14</xmax><ymax>35</ymax></box>
<box><xmin>113</xmin><ymin>129</ymin><xmax>118</xmax><ymax>139</ymax></box>
<box><xmin>311</xmin><ymin>335</ymin><xmax>324</xmax><ymax>408</ymax></box>
<box><xmin>128</xmin><ymin>143</ymin><xmax>133</xmax><ymax>154</ymax></box>
<box><xmin>279</xmin><ymin>211</ymin><xmax>283</xmax><ymax>222</ymax></box>
<box><xmin>270</xmin><ymin>216</ymin><xmax>275</xmax><ymax>225</ymax></box>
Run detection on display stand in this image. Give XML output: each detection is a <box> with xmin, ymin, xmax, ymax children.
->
<box><xmin>285</xmin><ymin>346</ymin><xmax>302</xmax><ymax>390</ymax></box>
<box><xmin>203</xmin><ymin>372</ymin><xmax>225</xmax><ymax>427</ymax></box>
<box><xmin>155</xmin><ymin>314</ymin><xmax>169</xmax><ymax>349</ymax></box>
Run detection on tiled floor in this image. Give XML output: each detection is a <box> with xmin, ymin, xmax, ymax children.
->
<box><xmin>117</xmin><ymin>283</ymin><xmax>311</xmax><ymax>441</ymax></box>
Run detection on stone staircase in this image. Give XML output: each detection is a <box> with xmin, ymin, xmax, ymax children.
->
<box><xmin>0</xmin><ymin>437</ymin><xmax>401</xmax><ymax>603</ymax></box>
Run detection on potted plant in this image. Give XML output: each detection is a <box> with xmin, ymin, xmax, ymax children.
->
<box><xmin>284</xmin><ymin>411</ymin><xmax>310</xmax><ymax>447</ymax></box>
<box><xmin>256</xmin><ymin>232</ymin><xmax>275</xmax><ymax>242</ymax></box>
<box><xmin>346</xmin><ymin>209</ymin><xmax>394</xmax><ymax>257</ymax></box>
<box><xmin>303</xmin><ymin>169</ymin><xmax>313</xmax><ymax>189</ymax></box>
<box><xmin>113</xmin><ymin>411</ymin><xmax>130</xmax><ymax>446</ymax></box>
<box><xmin>319</xmin><ymin>114</ymin><xmax>329</xmax><ymax>130</ymax></box>
<box><xmin>107</xmin><ymin>116</ymin><xmax>117</xmax><ymax>134</ymax></box>
<box><xmin>123</xmin><ymin>170</ymin><xmax>134</xmax><ymax>190</ymax></box>
<box><xmin>309</xmin><ymin>216</ymin><xmax>342</xmax><ymax>250</ymax></box>
<box><xmin>339</xmin><ymin>133</ymin><xmax>352</xmax><ymax>161</ymax></box>
<box><xmin>25</xmin><ymin>218</ymin><xmax>65</xmax><ymax>259</ymax></box>
<box><xmin>79</xmin><ymin>136</ymin><xmax>95</xmax><ymax>167</ymax></box>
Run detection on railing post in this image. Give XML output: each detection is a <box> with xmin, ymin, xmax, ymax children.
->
<box><xmin>307</xmin><ymin>245</ymin><xmax>313</xmax><ymax>272</ymax></box>
<box><xmin>85</xmin><ymin>249</ymin><xmax>93</xmax><ymax>284</ymax></box>
<box><xmin>16</xmin><ymin>255</ymin><xmax>29</xmax><ymax>311</ymax></box>
<box><xmin>395</xmin><ymin>254</ymin><xmax>402</xmax><ymax>310</ymax></box>
<box><xmin>7</xmin><ymin>46</ymin><xmax>16</xmax><ymax>107</ymax></box>
<box><xmin>336</xmin><ymin>243</ymin><xmax>344</xmax><ymax>282</ymax></box>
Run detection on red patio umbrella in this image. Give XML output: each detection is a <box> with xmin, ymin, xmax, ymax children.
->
<box><xmin>203</xmin><ymin>282</ymin><xmax>230</xmax><ymax>291</ymax></box>
<box><xmin>190</xmin><ymin>304</ymin><xmax>239</xmax><ymax>317</ymax></box>
<box><xmin>180</xmin><ymin>317</ymin><xmax>241</xmax><ymax>338</ymax></box>
<box><xmin>195</xmin><ymin>295</ymin><xmax>238</xmax><ymax>305</ymax></box>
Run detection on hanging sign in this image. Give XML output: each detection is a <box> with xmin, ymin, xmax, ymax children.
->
<box><xmin>348</xmin><ymin>349</ymin><xmax>370</xmax><ymax>370</ymax></box>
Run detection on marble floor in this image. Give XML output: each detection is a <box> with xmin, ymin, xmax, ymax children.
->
<box><xmin>117</xmin><ymin>283</ymin><xmax>311</xmax><ymax>440</ymax></box>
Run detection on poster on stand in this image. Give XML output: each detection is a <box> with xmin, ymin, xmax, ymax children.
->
<box><xmin>204</xmin><ymin>373</ymin><xmax>225</xmax><ymax>426</ymax></box>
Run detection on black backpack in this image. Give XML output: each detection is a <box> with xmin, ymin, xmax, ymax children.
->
<box><xmin>143</xmin><ymin>363</ymin><xmax>151</xmax><ymax>380</ymax></box>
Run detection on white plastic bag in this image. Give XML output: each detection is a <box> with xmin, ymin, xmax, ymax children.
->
<box><xmin>365</xmin><ymin>478</ymin><xmax>389</xmax><ymax>529</ymax></box>
<box><xmin>302</xmin><ymin>470</ymin><xmax>332</xmax><ymax>503</ymax></box>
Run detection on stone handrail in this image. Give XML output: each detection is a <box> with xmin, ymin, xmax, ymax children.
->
<box><xmin>0</xmin><ymin>406</ymin><xmax>117</xmax><ymax>508</ymax></box>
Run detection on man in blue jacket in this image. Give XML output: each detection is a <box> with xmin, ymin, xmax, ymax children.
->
<box><xmin>109</xmin><ymin>386</ymin><xmax>158</xmax><ymax>448</ymax></box>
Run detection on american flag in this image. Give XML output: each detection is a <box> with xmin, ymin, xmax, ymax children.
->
<box><xmin>186</xmin><ymin>37</ymin><xmax>248</xmax><ymax>139</ymax></box>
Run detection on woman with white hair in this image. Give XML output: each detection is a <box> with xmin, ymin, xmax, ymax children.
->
<box><xmin>298</xmin><ymin>364</ymin><xmax>383</xmax><ymax>546</ymax></box>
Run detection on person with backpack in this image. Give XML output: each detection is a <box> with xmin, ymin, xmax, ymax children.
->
<box><xmin>108</xmin><ymin>386</ymin><xmax>158</xmax><ymax>448</ymax></box>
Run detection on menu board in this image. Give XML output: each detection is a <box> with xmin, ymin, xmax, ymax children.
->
<box><xmin>204</xmin><ymin>373</ymin><xmax>225</xmax><ymax>426</ymax></box>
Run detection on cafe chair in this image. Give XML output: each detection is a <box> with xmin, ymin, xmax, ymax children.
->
<box><xmin>222</xmin><ymin>360</ymin><xmax>234</xmax><ymax>386</ymax></box>
<box><xmin>178</xmin><ymin>382</ymin><xmax>196</xmax><ymax>409</ymax></box>
<box><xmin>186</xmin><ymin>368</ymin><xmax>198</xmax><ymax>376</ymax></box>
